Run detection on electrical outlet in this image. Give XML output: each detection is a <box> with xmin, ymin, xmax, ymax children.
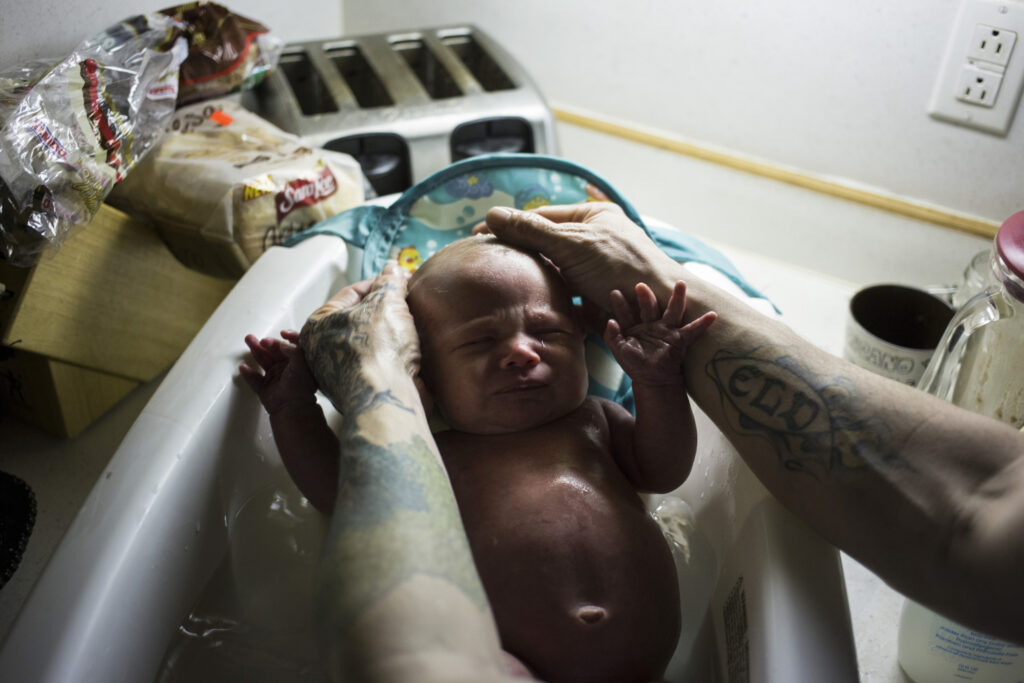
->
<box><xmin>928</xmin><ymin>0</ymin><xmax>1024</xmax><ymax>135</ymax></box>
<box><xmin>955</xmin><ymin>63</ymin><xmax>1004</xmax><ymax>105</ymax></box>
<box><xmin>967</xmin><ymin>23</ymin><xmax>1017</xmax><ymax>66</ymax></box>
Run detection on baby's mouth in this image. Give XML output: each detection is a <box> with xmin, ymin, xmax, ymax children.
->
<box><xmin>495</xmin><ymin>380</ymin><xmax>547</xmax><ymax>395</ymax></box>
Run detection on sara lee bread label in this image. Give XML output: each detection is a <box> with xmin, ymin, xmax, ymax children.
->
<box><xmin>274</xmin><ymin>166</ymin><xmax>339</xmax><ymax>223</ymax></box>
<box><xmin>109</xmin><ymin>100</ymin><xmax>364</xmax><ymax>278</ymax></box>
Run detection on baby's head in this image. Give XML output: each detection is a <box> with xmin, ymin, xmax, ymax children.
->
<box><xmin>407</xmin><ymin>235</ymin><xmax>588</xmax><ymax>434</ymax></box>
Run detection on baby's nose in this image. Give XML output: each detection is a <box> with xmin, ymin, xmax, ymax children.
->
<box><xmin>500</xmin><ymin>336</ymin><xmax>541</xmax><ymax>368</ymax></box>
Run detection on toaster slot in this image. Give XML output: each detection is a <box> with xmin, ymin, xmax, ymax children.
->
<box><xmin>450</xmin><ymin>117</ymin><xmax>534</xmax><ymax>161</ymax></box>
<box><xmin>326</xmin><ymin>133</ymin><xmax>412</xmax><ymax>196</ymax></box>
<box><xmin>326</xmin><ymin>43</ymin><xmax>393</xmax><ymax>108</ymax></box>
<box><xmin>440</xmin><ymin>33</ymin><xmax>515</xmax><ymax>92</ymax></box>
<box><xmin>390</xmin><ymin>38</ymin><xmax>461</xmax><ymax>100</ymax></box>
<box><xmin>279</xmin><ymin>50</ymin><xmax>338</xmax><ymax>115</ymax></box>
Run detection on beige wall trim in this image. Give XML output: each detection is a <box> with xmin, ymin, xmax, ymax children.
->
<box><xmin>553</xmin><ymin>108</ymin><xmax>1000</xmax><ymax>239</ymax></box>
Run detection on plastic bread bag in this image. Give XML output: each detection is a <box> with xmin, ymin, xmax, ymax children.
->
<box><xmin>160</xmin><ymin>2</ymin><xmax>283</xmax><ymax>106</ymax></box>
<box><xmin>0</xmin><ymin>14</ymin><xmax>186</xmax><ymax>267</ymax></box>
<box><xmin>107</xmin><ymin>100</ymin><xmax>366</xmax><ymax>279</ymax></box>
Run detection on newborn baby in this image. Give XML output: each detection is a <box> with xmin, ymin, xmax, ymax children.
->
<box><xmin>242</xmin><ymin>234</ymin><xmax>716</xmax><ymax>682</ymax></box>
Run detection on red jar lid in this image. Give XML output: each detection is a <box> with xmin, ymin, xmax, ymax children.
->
<box><xmin>997</xmin><ymin>210</ymin><xmax>1024</xmax><ymax>282</ymax></box>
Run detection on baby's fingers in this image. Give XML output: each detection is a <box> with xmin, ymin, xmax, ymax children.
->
<box><xmin>635</xmin><ymin>283</ymin><xmax>659</xmax><ymax>323</ymax></box>
<box><xmin>663</xmin><ymin>281</ymin><xmax>688</xmax><ymax>327</ymax></box>
<box><xmin>609</xmin><ymin>289</ymin><xmax>636</xmax><ymax>329</ymax></box>
<box><xmin>244</xmin><ymin>334</ymin><xmax>274</xmax><ymax>368</ymax></box>
<box><xmin>603</xmin><ymin>317</ymin><xmax>623</xmax><ymax>348</ymax></box>
<box><xmin>238</xmin><ymin>362</ymin><xmax>265</xmax><ymax>393</ymax></box>
<box><xmin>679</xmin><ymin>311</ymin><xmax>717</xmax><ymax>345</ymax></box>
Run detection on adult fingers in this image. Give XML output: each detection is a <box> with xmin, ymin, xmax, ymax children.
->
<box><xmin>370</xmin><ymin>260</ymin><xmax>409</xmax><ymax>299</ymax></box>
<box><xmin>530</xmin><ymin>202</ymin><xmax>625</xmax><ymax>224</ymax></box>
<box><xmin>307</xmin><ymin>276</ymin><xmax>375</xmax><ymax>322</ymax></box>
<box><xmin>475</xmin><ymin>202</ymin><xmax>623</xmax><ymax>236</ymax></box>
<box><xmin>483</xmin><ymin>207</ymin><xmax>567</xmax><ymax>254</ymax></box>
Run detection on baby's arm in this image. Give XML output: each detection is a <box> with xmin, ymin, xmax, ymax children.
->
<box><xmin>240</xmin><ymin>330</ymin><xmax>340</xmax><ymax>513</ymax></box>
<box><xmin>602</xmin><ymin>281</ymin><xmax>716</xmax><ymax>492</ymax></box>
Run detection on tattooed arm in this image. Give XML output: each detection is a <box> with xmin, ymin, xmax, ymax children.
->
<box><xmin>481</xmin><ymin>203</ymin><xmax>1024</xmax><ymax>644</ymax></box>
<box><xmin>300</xmin><ymin>264</ymin><xmax>516</xmax><ymax>682</ymax></box>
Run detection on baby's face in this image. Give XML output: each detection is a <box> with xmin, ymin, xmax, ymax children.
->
<box><xmin>409</xmin><ymin>246</ymin><xmax>588</xmax><ymax>434</ymax></box>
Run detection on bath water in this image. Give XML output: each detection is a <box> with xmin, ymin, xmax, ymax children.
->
<box><xmin>156</xmin><ymin>484</ymin><xmax>329</xmax><ymax>683</ymax></box>
<box><xmin>154</xmin><ymin>486</ymin><xmax>719</xmax><ymax>682</ymax></box>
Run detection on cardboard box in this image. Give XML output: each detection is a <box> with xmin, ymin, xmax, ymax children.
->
<box><xmin>0</xmin><ymin>204</ymin><xmax>234</xmax><ymax>437</ymax></box>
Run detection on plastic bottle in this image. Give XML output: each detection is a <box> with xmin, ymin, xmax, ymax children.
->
<box><xmin>898</xmin><ymin>599</ymin><xmax>1023</xmax><ymax>683</ymax></box>
<box><xmin>897</xmin><ymin>210</ymin><xmax>1024</xmax><ymax>682</ymax></box>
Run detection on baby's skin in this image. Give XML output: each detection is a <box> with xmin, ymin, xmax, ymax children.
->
<box><xmin>241</xmin><ymin>235</ymin><xmax>715</xmax><ymax>682</ymax></box>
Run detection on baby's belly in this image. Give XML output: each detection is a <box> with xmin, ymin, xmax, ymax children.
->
<box><xmin>463</xmin><ymin>473</ymin><xmax>682</xmax><ymax>682</ymax></box>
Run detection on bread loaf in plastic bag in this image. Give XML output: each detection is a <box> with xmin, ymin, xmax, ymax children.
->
<box><xmin>109</xmin><ymin>100</ymin><xmax>365</xmax><ymax>278</ymax></box>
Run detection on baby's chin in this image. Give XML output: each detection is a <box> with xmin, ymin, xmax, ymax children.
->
<box><xmin>445</xmin><ymin>404</ymin><xmax>577</xmax><ymax>435</ymax></box>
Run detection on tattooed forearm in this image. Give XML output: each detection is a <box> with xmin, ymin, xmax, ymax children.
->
<box><xmin>318</xmin><ymin>432</ymin><xmax>488</xmax><ymax>634</ymax></box>
<box><xmin>302</xmin><ymin>286</ymin><xmax>416</xmax><ymax>416</ymax></box>
<box><xmin>705</xmin><ymin>346</ymin><xmax>907</xmax><ymax>479</ymax></box>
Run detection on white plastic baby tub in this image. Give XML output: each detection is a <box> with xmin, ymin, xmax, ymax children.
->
<box><xmin>0</xmin><ymin>223</ymin><xmax>859</xmax><ymax>682</ymax></box>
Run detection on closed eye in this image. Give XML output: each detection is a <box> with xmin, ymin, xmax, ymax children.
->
<box><xmin>455</xmin><ymin>337</ymin><xmax>494</xmax><ymax>350</ymax></box>
<box><xmin>535</xmin><ymin>328</ymin><xmax>571</xmax><ymax>339</ymax></box>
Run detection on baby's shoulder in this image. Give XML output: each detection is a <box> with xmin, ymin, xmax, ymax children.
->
<box><xmin>573</xmin><ymin>395</ymin><xmax>611</xmax><ymax>421</ymax></box>
<box><xmin>584</xmin><ymin>395</ymin><xmax>631</xmax><ymax>421</ymax></box>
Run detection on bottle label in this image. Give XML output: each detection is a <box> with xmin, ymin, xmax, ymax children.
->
<box><xmin>928</xmin><ymin>621</ymin><xmax>1022</xmax><ymax>679</ymax></box>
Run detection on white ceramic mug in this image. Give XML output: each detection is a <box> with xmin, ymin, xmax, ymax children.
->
<box><xmin>843</xmin><ymin>284</ymin><xmax>954</xmax><ymax>386</ymax></box>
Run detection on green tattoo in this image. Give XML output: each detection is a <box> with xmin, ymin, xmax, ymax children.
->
<box><xmin>705</xmin><ymin>347</ymin><xmax>905</xmax><ymax>479</ymax></box>
<box><xmin>319</xmin><ymin>432</ymin><xmax>488</xmax><ymax>631</ymax></box>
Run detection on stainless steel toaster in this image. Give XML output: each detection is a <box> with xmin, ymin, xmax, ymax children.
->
<box><xmin>244</xmin><ymin>25</ymin><xmax>558</xmax><ymax>195</ymax></box>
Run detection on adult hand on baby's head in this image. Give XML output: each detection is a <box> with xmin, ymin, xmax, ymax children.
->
<box><xmin>300</xmin><ymin>262</ymin><xmax>426</xmax><ymax>414</ymax></box>
<box><xmin>477</xmin><ymin>203</ymin><xmax>681</xmax><ymax>311</ymax></box>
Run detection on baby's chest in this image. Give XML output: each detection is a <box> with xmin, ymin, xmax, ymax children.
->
<box><xmin>442</xmin><ymin>421</ymin><xmax>638</xmax><ymax>525</ymax></box>
<box><xmin>442</xmin><ymin>404</ymin><xmax>612</xmax><ymax>481</ymax></box>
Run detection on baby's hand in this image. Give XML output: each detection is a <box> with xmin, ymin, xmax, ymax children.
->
<box><xmin>604</xmin><ymin>281</ymin><xmax>716</xmax><ymax>385</ymax></box>
<box><xmin>239</xmin><ymin>330</ymin><xmax>319</xmax><ymax>414</ymax></box>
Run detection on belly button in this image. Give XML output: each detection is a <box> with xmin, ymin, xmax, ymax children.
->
<box><xmin>573</xmin><ymin>605</ymin><xmax>608</xmax><ymax>625</ymax></box>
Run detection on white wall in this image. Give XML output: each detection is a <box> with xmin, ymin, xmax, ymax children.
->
<box><xmin>0</xmin><ymin>0</ymin><xmax>343</xmax><ymax>67</ymax></box>
<box><xmin>343</xmin><ymin>0</ymin><xmax>1023</xmax><ymax>226</ymax></box>
<box><xmin>3</xmin><ymin>0</ymin><xmax>1015</xmax><ymax>225</ymax></box>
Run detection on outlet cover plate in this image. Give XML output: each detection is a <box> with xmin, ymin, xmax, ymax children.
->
<box><xmin>928</xmin><ymin>0</ymin><xmax>1024</xmax><ymax>135</ymax></box>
